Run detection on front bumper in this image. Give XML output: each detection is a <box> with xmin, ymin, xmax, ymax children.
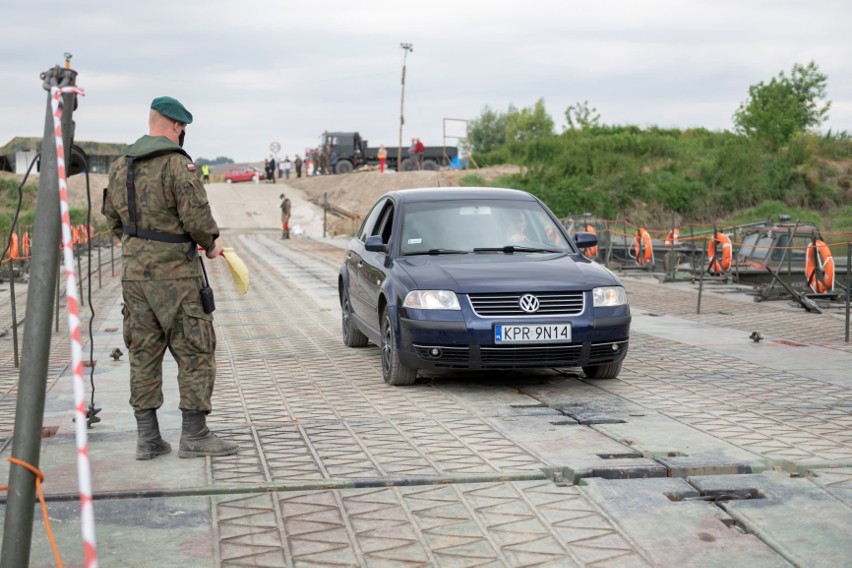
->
<box><xmin>396</xmin><ymin>301</ymin><xmax>630</xmax><ymax>371</ymax></box>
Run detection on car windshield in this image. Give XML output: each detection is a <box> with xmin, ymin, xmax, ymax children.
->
<box><xmin>399</xmin><ymin>199</ymin><xmax>572</xmax><ymax>255</ymax></box>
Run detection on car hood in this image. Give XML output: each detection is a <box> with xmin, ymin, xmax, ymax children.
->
<box><xmin>395</xmin><ymin>253</ymin><xmax>620</xmax><ymax>292</ymax></box>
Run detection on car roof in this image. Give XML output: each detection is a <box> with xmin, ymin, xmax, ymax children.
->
<box><xmin>382</xmin><ymin>187</ymin><xmax>537</xmax><ymax>204</ymax></box>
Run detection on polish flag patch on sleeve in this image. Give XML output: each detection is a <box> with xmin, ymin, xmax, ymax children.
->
<box><xmin>186</xmin><ymin>163</ymin><xmax>196</xmax><ymax>171</ymax></box>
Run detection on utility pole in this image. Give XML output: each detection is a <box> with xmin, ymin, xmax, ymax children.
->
<box><xmin>397</xmin><ymin>42</ymin><xmax>413</xmax><ymax>170</ymax></box>
<box><xmin>1</xmin><ymin>60</ymin><xmax>78</xmax><ymax>567</ymax></box>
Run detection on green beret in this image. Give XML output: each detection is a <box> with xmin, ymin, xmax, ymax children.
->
<box><xmin>150</xmin><ymin>96</ymin><xmax>193</xmax><ymax>124</ymax></box>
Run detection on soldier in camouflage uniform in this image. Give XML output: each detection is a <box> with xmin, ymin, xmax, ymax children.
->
<box><xmin>103</xmin><ymin>96</ymin><xmax>238</xmax><ymax>460</ymax></box>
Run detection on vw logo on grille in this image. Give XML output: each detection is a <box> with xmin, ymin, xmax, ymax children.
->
<box><xmin>519</xmin><ymin>294</ymin><xmax>540</xmax><ymax>313</ymax></box>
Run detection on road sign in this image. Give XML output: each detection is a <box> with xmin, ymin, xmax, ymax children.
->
<box><xmin>270</xmin><ymin>141</ymin><xmax>281</xmax><ymax>154</ymax></box>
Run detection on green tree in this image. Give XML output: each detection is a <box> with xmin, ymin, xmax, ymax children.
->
<box><xmin>468</xmin><ymin>106</ymin><xmax>507</xmax><ymax>154</ymax></box>
<box><xmin>565</xmin><ymin>100</ymin><xmax>601</xmax><ymax>131</ymax></box>
<box><xmin>733</xmin><ymin>61</ymin><xmax>831</xmax><ymax>149</ymax></box>
<box><xmin>505</xmin><ymin>99</ymin><xmax>554</xmax><ymax>142</ymax></box>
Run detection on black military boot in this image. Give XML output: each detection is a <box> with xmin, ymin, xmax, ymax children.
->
<box><xmin>179</xmin><ymin>410</ymin><xmax>239</xmax><ymax>458</ymax></box>
<box><xmin>135</xmin><ymin>409</ymin><xmax>171</xmax><ymax>460</ymax></box>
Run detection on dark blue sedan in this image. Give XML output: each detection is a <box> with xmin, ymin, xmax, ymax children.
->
<box><xmin>338</xmin><ymin>188</ymin><xmax>630</xmax><ymax>385</ymax></box>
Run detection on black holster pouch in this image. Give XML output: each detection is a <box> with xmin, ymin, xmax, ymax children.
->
<box><xmin>198</xmin><ymin>256</ymin><xmax>216</xmax><ymax>314</ymax></box>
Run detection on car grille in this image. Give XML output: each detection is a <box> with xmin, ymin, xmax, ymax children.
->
<box><xmin>468</xmin><ymin>292</ymin><xmax>584</xmax><ymax>317</ymax></box>
<box><xmin>480</xmin><ymin>345</ymin><xmax>583</xmax><ymax>365</ymax></box>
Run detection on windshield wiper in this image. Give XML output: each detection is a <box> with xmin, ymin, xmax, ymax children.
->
<box><xmin>473</xmin><ymin>245</ymin><xmax>562</xmax><ymax>254</ymax></box>
<box><xmin>404</xmin><ymin>248</ymin><xmax>470</xmax><ymax>256</ymax></box>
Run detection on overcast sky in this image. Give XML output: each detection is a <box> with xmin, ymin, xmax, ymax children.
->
<box><xmin>2</xmin><ymin>0</ymin><xmax>850</xmax><ymax>163</ymax></box>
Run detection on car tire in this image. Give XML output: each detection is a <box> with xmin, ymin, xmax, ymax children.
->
<box><xmin>381</xmin><ymin>308</ymin><xmax>416</xmax><ymax>386</ymax></box>
<box><xmin>225</xmin><ymin>178</ymin><xmax>233</xmax><ymax>184</ymax></box>
<box><xmin>341</xmin><ymin>291</ymin><xmax>368</xmax><ymax>348</ymax></box>
<box><xmin>582</xmin><ymin>361</ymin><xmax>622</xmax><ymax>380</ymax></box>
<box><xmin>335</xmin><ymin>160</ymin><xmax>353</xmax><ymax>174</ymax></box>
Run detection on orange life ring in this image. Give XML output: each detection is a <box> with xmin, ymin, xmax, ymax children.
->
<box><xmin>806</xmin><ymin>239</ymin><xmax>834</xmax><ymax>293</ymax></box>
<box><xmin>72</xmin><ymin>226</ymin><xmax>80</xmax><ymax>245</ymax></box>
<box><xmin>633</xmin><ymin>228</ymin><xmax>653</xmax><ymax>266</ymax></box>
<box><xmin>583</xmin><ymin>224</ymin><xmax>597</xmax><ymax>259</ymax></box>
<box><xmin>664</xmin><ymin>228</ymin><xmax>679</xmax><ymax>247</ymax></box>
<box><xmin>707</xmin><ymin>232</ymin><xmax>732</xmax><ymax>275</ymax></box>
<box><xmin>9</xmin><ymin>233</ymin><xmax>19</xmax><ymax>260</ymax></box>
<box><xmin>22</xmin><ymin>232</ymin><xmax>30</xmax><ymax>258</ymax></box>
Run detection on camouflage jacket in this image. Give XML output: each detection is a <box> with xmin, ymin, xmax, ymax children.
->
<box><xmin>103</xmin><ymin>135</ymin><xmax>219</xmax><ymax>281</ymax></box>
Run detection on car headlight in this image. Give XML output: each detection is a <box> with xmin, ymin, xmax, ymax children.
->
<box><xmin>403</xmin><ymin>290</ymin><xmax>461</xmax><ymax>310</ymax></box>
<box><xmin>593</xmin><ymin>286</ymin><xmax>627</xmax><ymax>307</ymax></box>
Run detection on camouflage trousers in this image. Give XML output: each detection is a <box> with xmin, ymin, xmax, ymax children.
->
<box><xmin>122</xmin><ymin>277</ymin><xmax>216</xmax><ymax>412</ymax></box>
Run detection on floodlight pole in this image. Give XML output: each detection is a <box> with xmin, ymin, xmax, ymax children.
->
<box><xmin>397</xmin><ymin>42</ymin><xmax>413</xmax><ymax>170</ymax></box>
<box><xmin>1</xmin><ymin>63</ymin><xmax>77</xmax><ymax>568</ymax></box>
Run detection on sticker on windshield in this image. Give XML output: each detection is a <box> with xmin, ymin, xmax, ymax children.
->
<box><xmin>407</xmin><ymin>238</ymin><xmax>422</xmax><ymax>244</ymax></box>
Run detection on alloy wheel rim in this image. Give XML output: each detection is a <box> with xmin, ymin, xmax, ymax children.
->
<box><xmin>342</xmin><ymin>298</ymin><xmax>352</xmax><ymax>337</ymax></box>
<box><xmin>382</xmin><ymin>317</ymin><xmax>392</xmax><ymax>374</ymax></box>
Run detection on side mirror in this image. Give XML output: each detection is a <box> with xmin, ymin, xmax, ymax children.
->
<box><xmin>574</xmin><ymin>231</ymin><xmax>598</xmax><ymax>249</ymax></box>
<box><xmin>365</xmin><ymin>234</ymin><xmax>388</xmax><ymax>253</ymax></box>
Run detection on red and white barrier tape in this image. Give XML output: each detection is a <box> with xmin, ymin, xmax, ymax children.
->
<box><xmin>51</xmin><ymin>85</ymin><xmax>99</xmax><ymax>568</ymax></box>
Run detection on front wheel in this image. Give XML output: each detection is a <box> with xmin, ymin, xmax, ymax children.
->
<box><xmin>422</xmin><ymin>160</ymin><xmax>438</xmax><ymax>171</ymax></box>
<box><xmin>582</xmin><ymin>361</ymin><xmax>622</xmax><ymax>380</ymax></box>
<box><xmin>335</xmin><ymin>160</ymin><xmax>354</xmax><ymax>174</ymax></box>
<box><xmin>381</xmin><ymin>308</ymin><xmax>416</xmax><ymax>386</ymax></box>
<box><xmin>225</xmin><ymin>178</ymin><xmax>233</xmax><ymax>184</ymax></box>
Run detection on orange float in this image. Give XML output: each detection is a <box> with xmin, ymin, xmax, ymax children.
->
<box><xmin>805</xmin><ymin>239</ymin><xmax>834</xmax><ymax>293</ymax></box>
<box><xmin>707</xmin><ymin>232</ymin><xmax>732</xmax><ymax>275</ymax></box>
<box><xmin>22</xmin><ymin>232</ymin><xmax>30</xmax><ymax>258</ymax></box>
<box><xmin>9</xmin><ymin>233</ymin><xmax>19</xmax><ymax>260</ymax></box>
<box><xmin>583</xmin><ymin>224</ymin><xmax>597</xmax><ymax>259</ymax></box>
<box><xmin>543</xmin><ymin>224</ymin><xmax>563</xmax><ymax>246</ymax></box>
<box><xmin>664</xmin><ymin>228</ymin><xmax>679</xmax><ymax>247</ymax></box>
<box><xmin>633</xmin><ymin>227</ymin><xmax>653</xmax><ymax>266</ymax></box>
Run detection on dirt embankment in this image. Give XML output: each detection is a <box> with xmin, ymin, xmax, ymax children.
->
<box><xmin>285</xmin><ymin>165</ymin><xmax>520</xmax><ymax>235</ymax></box>
<box><xmin>5</xmin><ymin>165</ymin><xmax>521</xmax><ymax>238</ymax></box>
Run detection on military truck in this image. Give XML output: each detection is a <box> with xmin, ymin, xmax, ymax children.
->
<box><xmin>320</xmin><ymin>131</ymin><xmax>457</xmax><ymax>174</ymax></box>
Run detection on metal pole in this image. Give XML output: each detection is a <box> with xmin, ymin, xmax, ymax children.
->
<box><xmin>669</xmin><ymin>213</ymin><xmax>676</xmax><ymax>282</ymax></box>
<box><xmin>76</xmin><ymin>242</ymin><xmax>84</xmax><ymax>307</ymax></box>
<box><xmin>604</xmin><ymin>219</ymin><xmax>614</xmax><ymax>267</ymax></box>
<box><xmin>2</xmin><ymin>64</ymin><xmax>77</xmax><ymax>568</ymax></box>
<box><xmin>55</xmin><ymin>255</ymin><xmax>60</xmax><ymax>332</ymax></box>
<box><xmin>110</xmin><ymin>234</ymin><xmax>115</xmax><ymax>276</ymax></box>
<box><xmin>397</xmin><ymin>43</ymin><xmax>413</xmax><ymax>171</ymax></box>
<box><xmin>697</xmin><ymin>242</ymin><xmax>707</xmax><ymax>314</ymax></box>
<box><xmin>97</xmin><ymin>233</ymin><xmax>102</xmax><ymax>289</ymax></box>
<box><xmin>9</xmin><ymin>259</ymin><xmax>19</xmax><ymax>368</ymax></box>
<box><xmin>845</xmin><ymin>243</ymin><xmax>850</xmax><ymax>343</ymax></box>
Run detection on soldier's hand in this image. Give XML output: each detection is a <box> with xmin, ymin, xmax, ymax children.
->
<box><xmin>206</xmin><ymin>240</ymin><xmax>223</xmax><ymax>259</ymax></box>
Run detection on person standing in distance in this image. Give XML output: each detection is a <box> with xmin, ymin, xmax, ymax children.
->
<box><xmin>377</xmin><ymin>144</ymin><xmax>387</xmax><ymax>173</ymax></box>
<box><xmin>280</xmin><ymin>193</ymin><xmax>292</xmax><ymax>239</ymax></box>
<box><xmin>102</xmin><ymin>96</ymin><xmax>238</xmax><ymax>460</ymax></box>
<box><xmin>294</xmin><ymin>154</ymin><xmax>303</xmax><ymax>178</ymax></box>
